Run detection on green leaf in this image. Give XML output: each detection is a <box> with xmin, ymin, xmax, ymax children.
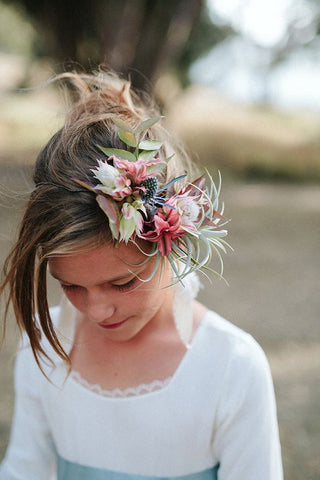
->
<box><xmin>165</xmin><ymin>153</ymin><xmax>175</xmax><ymax>163</ymax></box>
<box><xmin>118</xmin><ymin>129</ymin><xmax>137</xmax><ymax>148</ymax></box>
<box><xmin>139</xmin><ymin>149</ymin><xmax>158</xmax><ymax>160</ymax></box>
<box><xmin>113</xmin><ymin>118</ymin><xmax>134</xmax><ymax>133</ymax></box>
<box><xmin>98</xmin><ymin>146</ymin><xmax>136</xmax><ymax>162</ymax></box>
<box><xmin>138</xmin><ymin>139</ymin><xmax>163</xmax><ymax>151</ymax></box>
<box><xmin>135</xmin><ymin>116</ymin><xmax>163</xmax><ymax>134</ymax></box>
<box><xmin>146</xmin><ymin>163</ymin><xmax>166</xmax><ymax>175</ymax></box>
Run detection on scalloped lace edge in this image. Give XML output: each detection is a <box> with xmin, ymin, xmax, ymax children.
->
<box><xmin>71</xmin><ymin>370</ymin><xmax>172</xmax><ymax>398</ymax></box>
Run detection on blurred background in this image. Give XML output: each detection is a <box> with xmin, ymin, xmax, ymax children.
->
<box><xmin>0</xmin><ymin>0</ymin><xmax>319</xmax><ymax>478</ymax></box>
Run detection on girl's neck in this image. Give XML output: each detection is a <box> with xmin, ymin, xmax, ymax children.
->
<box><xmin>69</xmin><ymin>300</ymin><xmax>207</xmax><ymax>392</ymax></box>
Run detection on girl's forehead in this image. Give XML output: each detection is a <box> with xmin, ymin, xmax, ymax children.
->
<box><xmin>48</xmin><ymin>243</ymin><xmax>147</xmax><ymax>281</ymax></box>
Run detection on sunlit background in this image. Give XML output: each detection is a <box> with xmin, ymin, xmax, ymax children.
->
<box><xmin>199</xmin><ymin>0</ymin><xmax>320</xmax><ymax>109</ymax></box>
<box><xmin>0</xmin><ymin>1</ymin><xmax>319</xmax><ymax>479</ymax></box>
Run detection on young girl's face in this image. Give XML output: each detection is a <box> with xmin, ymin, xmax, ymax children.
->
<box><xmin>48</xmin><ymin>242</ymin><xmax>174</xmax><ymax>343</ymax></box>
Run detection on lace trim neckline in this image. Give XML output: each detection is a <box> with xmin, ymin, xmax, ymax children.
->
<box><xmin>68</xmin><ymin>313</ymin><xmax>209</xmax><ymax>399</ymax></box>
<box><xmin>70</xmin><ymin>370</ymin><xmax>173</xmax><ymax>398</ymax></box>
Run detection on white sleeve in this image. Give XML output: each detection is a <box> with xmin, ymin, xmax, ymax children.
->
<box><xmin>213</xmin><ymin>339</ymin><xmax>283</xmax><ymax>480</ymax></box>
<box><xmin>0</xmin><ymin>341</ymin><xmax>56</xmax><ymax>480</ymax></box>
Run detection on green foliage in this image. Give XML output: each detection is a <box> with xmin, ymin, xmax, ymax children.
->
<box><xmin>113</xmin><ymin>118</ymin><xmax>134</xmax><ymax>133</ymax></box>
<box><xmin>98</xmin><ymin>147</ymin><xmax>136</xmax><ymax>162</ymax></box>
<box><xmin>139</xmin><ymin>150</ymin><xmax>159</xmax><ymax>161</ymax></box>
<box><xmin>99</xmin><ymin>117</ymin><xmax>165</xmax><ymax>162</ymax></box>
<box><xmin>135</xmin><ymin>116</ymin><xmax>163</xmax><ymax>134</ymax></box>
<box><xmin>118</xmin><ymin>130</ymin><xmax>137</xmax><ymax>148</ymax></box>
<box><xmin>138</xmin><ymin>140</ymin><xmax>163</xmax><ymax>151</ymax></box>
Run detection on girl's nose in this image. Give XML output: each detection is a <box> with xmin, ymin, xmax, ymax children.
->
<box><xmin>86</xmin><ymin>290</ymin><xmax>116</xmax><ymax>323</ymax></box>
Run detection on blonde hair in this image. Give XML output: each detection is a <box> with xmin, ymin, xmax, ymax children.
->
<box><xmin>1</xmin><ymin>70</ymin><xmax>196</xmax><ymax>370</ymax></box>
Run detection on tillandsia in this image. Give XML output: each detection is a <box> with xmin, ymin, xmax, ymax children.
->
<box><xmin>74</xmin><ymin>117</ymin><xmax>231</xmax><ymax>283</ymax></box>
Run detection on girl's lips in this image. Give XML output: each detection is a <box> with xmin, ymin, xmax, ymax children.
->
<box><xmin>99</xmin><ymin>318</ymin><xmax>129</xmax><ymax>330</ymax></box>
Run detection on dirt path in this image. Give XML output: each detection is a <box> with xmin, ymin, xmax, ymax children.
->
<box><xmin>1</xmin><ymin>166</ymin><xmax>319</xmax><ymax>479</ymax></box>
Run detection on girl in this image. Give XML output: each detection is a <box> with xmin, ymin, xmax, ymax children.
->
<box><xmin>0</xmin><ymin>72</ymin><xmax>283</xmax><ymax>480</ymax></box>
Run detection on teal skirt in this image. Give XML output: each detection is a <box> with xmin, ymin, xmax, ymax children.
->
<box><xmin>57</xmin><ymin>456</ymin><xmax>219</xmax><ymax>480</ymax></box>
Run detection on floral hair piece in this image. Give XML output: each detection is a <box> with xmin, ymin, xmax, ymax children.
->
<box><xmin>74</xmin><ymin>117</ymin><xmax>230</xmax><ymax>283</ymax></box>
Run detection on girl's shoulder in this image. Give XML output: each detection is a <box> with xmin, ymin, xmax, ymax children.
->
<box><xmin>197</xmin><ymin>309</ymin><xmax>270</xmax><ymax>373</ymax></box>
<box><xmin>202</xmin><ymin>309</ymin><xmax>254</xmax><ymax>341</ymax></box>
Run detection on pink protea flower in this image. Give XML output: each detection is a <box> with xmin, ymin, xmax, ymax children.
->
<box><xmin>174</xmin><ymin>177</ymin><xmax>223</xmax><ymax>228</ymax></box>
<box><xmin>92</xmin><ymin>160</ymin><xmax>132</xmax><ymax>200</ymax></box>
<box><xmin>141</xmin><ymin>203</ymin><xmax>185</xmax><ymax>257</ymax></box>
<box><xmin>174</xmin><ymin>194</ymin><xmax>201</xmax><ymax>234</ymax></box>
<box><xmin>113</xmin><ymin>156</ymin><xmax>165</xmax><ymax>184</ymax></box>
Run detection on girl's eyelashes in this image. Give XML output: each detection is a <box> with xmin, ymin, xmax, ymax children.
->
<box><xmin>60</xmin><ymin>284</ymin><xmax>79</xmax><ymax>292</ymax></box>
<box><xmin>112</xmin><ymin>277</ymin><xmax>137</xmax><ymax>291</ymax></box>
<box><xmin>59</xmin><ymin>277</ymin><xmax>138</xmax><ymax>293</ymax></box>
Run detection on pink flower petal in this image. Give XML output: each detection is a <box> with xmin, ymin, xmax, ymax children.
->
<box><xmin>96</xmin><ymin>195</ymin><xmax>118</xmax><ymax>223</ymax></box>
<box><xmin>164</xmin><ymin>233</ymin><xmax>173</xmax><ymax>256</ymax></box>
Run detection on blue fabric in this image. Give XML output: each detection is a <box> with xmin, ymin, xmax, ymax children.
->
<box><xmin>57</xmin><ymin>455</ymin><xmax>219</xmax><ymax>480</ymax></box>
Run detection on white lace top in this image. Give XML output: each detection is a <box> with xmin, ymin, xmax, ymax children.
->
<box><xmin>0</xmin><ymin>281</ymin><xmax>283</xmax><ymax>480</ymax></box>
<box><xmin>70</xmin><ymin>370</ymin><xmax>172</xmax><ymax>398</ymax></box>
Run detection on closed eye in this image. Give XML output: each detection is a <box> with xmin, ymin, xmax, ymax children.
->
<box><xmin>58</xmin><ymin>276</ymin><xmax>139</xmax><ymax>293</ymax></box>
<box><xmin>60</xmin><ymin>284</ymin><xmax>79</xmax><ymax>292</ymax></box>
<box><xmin>112</xmin><ymin>277</ymin><xmax>137</xmax><ymax>292</ymax></box>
